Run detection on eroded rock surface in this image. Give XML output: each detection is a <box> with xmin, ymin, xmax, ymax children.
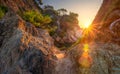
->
<box><xmin>0</xmin><ymin>0</ymin><xmax>41</xmax><ymax>12</ymax></box>
<box><xmin>69</xmin><ymin>43</ymin><xmax>120</xmax><ymax>74</ymax></box>
<box><xmin>92</xmin><ymin>0</ymin><xmax>120</xmax><ymax>44</ymax></box>
<box><xmin>0</xmin><ymin>12</ymin><xmax>56</xmax><ymax>74</ymax></box>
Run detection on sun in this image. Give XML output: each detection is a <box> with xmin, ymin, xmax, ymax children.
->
<box><xmin>79</xmin><ymin>19</ymin><xmax>92</xmax><ymax>29</ymax></box>
<box><xmin>81</xmin><ymin>21</ymin><xmax>91</xmax><ymax>29</ymax></box>
<box><xmin>84</xmin><ymin>22</ymin><xmax>91</xmax><ymax>28</ymax></box>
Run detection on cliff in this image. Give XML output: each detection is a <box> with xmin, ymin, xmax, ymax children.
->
<box><xmin>92</xmin><ymin>0</ymin><xmax>120</xmax><ymax>44</ymax></box>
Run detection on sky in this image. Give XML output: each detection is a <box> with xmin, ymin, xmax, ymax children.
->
<box><xmin>42</xmin><ymin>0</ymin><xmax>103</xmax><ymax>28</ymax></box>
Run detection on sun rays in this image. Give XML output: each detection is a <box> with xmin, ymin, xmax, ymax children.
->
<box><xmin>80</xmin><ymin>23</ymin><xmax>101</xmax><ymax>43</ymax></box>
<box><xmin>78</xmin><ymin>24</ymin><xmax>97</xmax><ymax>68</ymax></box>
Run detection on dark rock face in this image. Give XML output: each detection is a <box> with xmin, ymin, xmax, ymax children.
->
<box><xmin>0</xmin><ymin>12</ymin><xmax>56</xmax><ymax>74</ymax></box>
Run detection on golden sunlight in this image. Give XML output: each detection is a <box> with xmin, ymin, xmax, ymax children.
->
<box><xmin>83</xmin><ymin>44</ymin><xmax>89</xmax><ymax>52</ymax></box>
<box><xmin>79</xmin><ymin>21</ymin><xmax>91</xmax><ymax>29</ymax></box>
<box><xmin>79</xmin><ymin>44</ymin><xmax>92</xmax><ymax>68</ymax></box>
<box><xmin>55</xmin><ymin>53</ymin><xmax>65</xmax><ymax>59</ymax></box>
<box><xmin>84</xmin><ymin>22</ymin><xmax>91</xmax><ymax>28</ymax></box>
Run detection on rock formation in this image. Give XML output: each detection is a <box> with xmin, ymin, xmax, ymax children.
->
<box><xmin>0</xmin><ymin>11</ymin><xmax>56</xmax><ymax>74</ymax></box>
<box><xmin>0</xmin><ymin>0</ymin><xmax>120</xmax><ymax>74</ymax></box>
<box><xmin>92</xmin><ymin>0</ymin><xmax>120</xmax><ymax>43</ymax></box>
<box><xmin>0</xmin><ymin>0</ymin><xmax>41</xmax><ymax>12</ymax></box>
<box><xmin>69</xmin><ymin>43</ymin><xmax>120</xmax><ymax>74</ymax></box>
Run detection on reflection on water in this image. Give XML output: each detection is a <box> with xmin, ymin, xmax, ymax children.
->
<box><xmin>79</xmin><ymin>44</ymin><xmax>92</xmax><ymax>68</ymax></box>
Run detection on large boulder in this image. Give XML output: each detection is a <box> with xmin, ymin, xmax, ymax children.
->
<box><xmin>0</xmin><ymin>12</ymin><xmax>56</xmax><ymax>74</ymax></box>
<box><xmin>53</xmin><ymin>15</ymin><xmax>82</xmax><ymax>47</ymax></box>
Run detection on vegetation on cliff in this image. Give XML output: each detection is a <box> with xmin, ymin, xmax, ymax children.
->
<box><xmin>23</xmin><ymin>10</ymin><xmax>52</xmax><ymax>27</ymax></box>
<box><xmin>0</xmin><ymin>5</ymin><xmax>8</xmax><ymax>19</ymax></box>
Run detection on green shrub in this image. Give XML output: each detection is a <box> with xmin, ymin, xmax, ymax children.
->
<box><xmin>0</xmin><ymin>11</ymin><xmax>4</xmax><ymax>19</ymax></box>
<box><xmin>49</xmin><ymin>26</ymin><xmax>57</xmax><ymax>36</ymax></box>
<box><xmin>23</xmin><ymin>10</ymin><xmax>52</xmax><ymax>27</ymax></box>
<box><xmin>0</xmin><ymin>5</ymin><xmax>8</xmax><ymax>19</ymax></box>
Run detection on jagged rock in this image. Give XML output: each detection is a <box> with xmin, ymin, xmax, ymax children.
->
<box><xmin>0</xmin><ymin>12</ymin><xmax>56</xmax><ymax>74</ymax></box>
<box><xmin>68</xmin><ymin>43</ymin><xmax>120</xmax><ymax>74</ymax></box>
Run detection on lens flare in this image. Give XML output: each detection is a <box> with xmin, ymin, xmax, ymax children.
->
<box><xmin>81</xmin><ymin>24</ymin><xmax>99</xmax><ymax>42</ymax></box>
<box><xmin>79</xmin><ymin>44</ymin><xmax>92</xmax><ymax>68</ymax></box>
<box><xmin>83</xmin><ymin>44</ymin><xmax>89</xmax><ymax>52</ymax></box>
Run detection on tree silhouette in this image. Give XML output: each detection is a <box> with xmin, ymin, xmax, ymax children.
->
<box><xmin>35</xmin><ymin>0</ymin><xmax>43</xmax><ymax>5</ymax></box>
<box><xmin>57</xmin><ymin>8</ymin><xmax>67</xmax><ymax>15</ymax></box>
<box><xmin>69</xmin><ymin>12</ymin><xmax>78</xmax><ymax>18</ymax></box>
<box><xmin>44</xmin><ymin>5</ymin><xmax>54</xmax><ymax>10</ymax></box>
